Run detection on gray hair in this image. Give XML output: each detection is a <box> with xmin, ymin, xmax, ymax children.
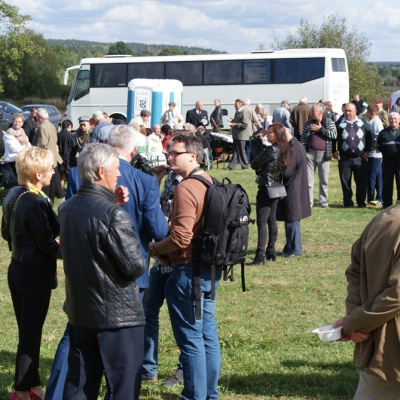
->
<box><xmin>389</xmin><ymin>112</ymin><xmax>400</xmax><ymax>119</ymax></box>
<box><xmin>78</xmin><ymin>143</ymin><xmax>119</xmax><ymax>182</ymax></box>
<box><xmin>243</xmin><ymin>98</ymin><xmax>251</xmax><ymax>106</ymax></box>
<box><xmin>108</xmin><ymin>125</ymin><xmax>140</xmax><ymax>153</ymax></box>
<box><xmin>140</xmin><ymin>109</ymin><xmax>151</xmax><ymax>117</ymax></box>
<box><xmin>37</xmin><ymin>108</ymin><xmax>49</xmax><ymax>119</ymax></box>
<box><xmin>313</xmin><ymin>103</ymin><xmax>325</xmax><ymax>113</ymax></box>
<box><xmin>92</xmin><ymin>110</ymin><xmax>105</xmax><ymax>122</ymax></box>
<box><xmin>300</xmin><ymin>97</ymin><xmax>308</xmax><ymax>104</ymax></box>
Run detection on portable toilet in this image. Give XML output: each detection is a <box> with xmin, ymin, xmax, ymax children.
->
<box><xmin>127</xmin><ymin>79</ymin><xmax>183</xmax><ymax>127</ymax></box>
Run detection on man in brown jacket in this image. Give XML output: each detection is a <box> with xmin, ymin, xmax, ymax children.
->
<box><xmin>333</xmin><ymin>203</ymin><xmax>400</xmax><ymax>398</ymax></box>
<box><xmin>35</xmin><ymin>108</ymin><xmax>64</xmax><ymax>200</ymax></box>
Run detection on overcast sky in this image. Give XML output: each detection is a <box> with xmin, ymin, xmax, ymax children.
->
<box><xmin>10</xmin><ymin>0</ymin><xmax>400</xmax><ymax>62</ymax></box>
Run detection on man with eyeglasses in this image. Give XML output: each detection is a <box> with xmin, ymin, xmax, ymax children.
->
<box><xmin>148</xmin><ymin>134</ymin><xmax>222</xmax><ymax>400</ymax></box>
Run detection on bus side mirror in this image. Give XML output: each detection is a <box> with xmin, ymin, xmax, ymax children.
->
<box><xmin>222</xmin><ymin>109</ymin><xmax>228</xmax><ymax>116</ymax></box>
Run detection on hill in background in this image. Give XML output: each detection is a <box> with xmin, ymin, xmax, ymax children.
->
<box><xmin>47</xmin><ymin>39</ymin><xmax>225</xmax><ymax>60</ymax></box>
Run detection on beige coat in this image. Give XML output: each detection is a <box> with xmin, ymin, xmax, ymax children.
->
<box><xmin>344</xmin><ymin>203</ymin><xmax>400</xmax><ymax>383</ymax></box>
<box><xmin>36</xmin><ymin>119</ymin><xmax>63</xmax><ymax>166</ymax></box>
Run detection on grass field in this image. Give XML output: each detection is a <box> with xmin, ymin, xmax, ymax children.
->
<box><xmin>0</xmin><ymin>159</ymin><xmax>384</xmax><ymax>399</ymax></box>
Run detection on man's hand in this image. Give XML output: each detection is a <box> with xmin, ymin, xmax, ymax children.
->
<box><xmin>332</xmin><ymin>151</ymin><xmax>338</xmax><ymax>160</ymax></box>
<box><xmin>114</xmin><ymin>185</ymin><xmax>129</xmax><ymax>206</ymax></box>
<box><xmin>333</xmin><ymin>317</ymin><xmax>370</xmax><ymax>343</ymax></box>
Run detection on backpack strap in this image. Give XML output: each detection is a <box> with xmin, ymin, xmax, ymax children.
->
<box><xmin>185</xmin><ymin>173</ymin><xmax>217</xmax><ymax>187</ymax></box>
<box><xmin>186</xmin><ymin>174</ymin><xmax>218</xmax><ymax>320</ymax></box>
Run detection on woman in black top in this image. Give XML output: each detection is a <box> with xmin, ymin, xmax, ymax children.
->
<box><xmin>2</xmin><ymin>147</ymin><xmax>62</xmax><ymax>400</ymax></box>
<box><xmin>250</xmin><ymin>124</ymin><xmax>291</xmax><ymax>265</ymax></box>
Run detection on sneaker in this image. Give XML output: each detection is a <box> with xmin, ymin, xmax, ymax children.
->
<box><xmin>141</xmin><ymin>375</ymin><xmax>157</xmax><ymax>382</ymax></box>
<box><xmin>162</xmin><ymin>369</ymin><xmax>183</xmax><ymax>387</ymax></box>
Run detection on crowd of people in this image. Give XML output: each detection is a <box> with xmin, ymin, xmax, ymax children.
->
<box><xmin>1</xmin><ymin>95</ymin><xmax>400</xmax><ymax>399</ymax></box>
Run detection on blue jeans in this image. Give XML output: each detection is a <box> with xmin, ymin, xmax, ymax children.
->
<box><xmin>142</xmin><ymin>263</ymin><xmax>182</xmax><ymax>378</ymax></box>
<box><xmin>166</xmin><ymin>265</ymin><xmax>222</xmax><ymax>400</ymax></box>
<box><xmin>283</xmin><ymin>220</ymin><xmax>302</xmax><ymax>256</ymax></box>
<box><xmin>368</xmin><ymin>157</ymin><xmax>382</xmax><ymax>202</ymax></box>
<box><xmin>45</xmin><ymin>325</ymin><xmax>70</xmax><ymax>400</ymax></box>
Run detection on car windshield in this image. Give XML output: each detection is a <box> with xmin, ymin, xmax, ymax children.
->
<box><xmin>0</xmin><ymin>102</ymin><xmax>22</xmax><ymax>114</ymax></box>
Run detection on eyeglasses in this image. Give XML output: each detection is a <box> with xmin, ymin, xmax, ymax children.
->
<box><xmin>166</xmin><ymin>151</ymin><xmax>191</xmax><ymax>158</ymax></box>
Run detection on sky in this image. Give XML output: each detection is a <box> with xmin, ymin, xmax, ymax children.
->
<box><xmin>9</xmin><ymin>0</ymin><xmax>400</xmax><ymax>62</ymax></box>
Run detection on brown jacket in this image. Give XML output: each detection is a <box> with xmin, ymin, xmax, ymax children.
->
<box><xmin>36</xmin><ymin>119</ymin><xmax>63</xmax><ymax>166</ymax></box>
<box><xmin>155</xmin><ymin>172</ymin><xmax>212</xmax><ymax>265</ymax></box>
<box><xmin>343</xmin><ymin>203</ymin><xmax>400</xmax><ymax>383</ymax></box>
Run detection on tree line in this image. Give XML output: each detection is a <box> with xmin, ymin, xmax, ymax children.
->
<box><xmin>0</xmin><ymin>2</ymin><xmax>396</xmax><ymax>104</ymax></box>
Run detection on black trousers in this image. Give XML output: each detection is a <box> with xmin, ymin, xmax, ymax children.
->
<box><xmin>381</xmin><ymin>159</ymin><xmax>400</xmax><ymax>208</ymax></box>
<box><xmin>8</xmin><ymin>258</ymin><xmax>54</xmax><ymax>391</ymax></box>
<box><xmin>43</xmin><ymin>167</ymin><xmax>65</xmax><ymax>201</ymax></box>
<box><xmin>338</xmin><ymin>156</ymin><xmax>368</xmax><ymax>207</ymax></box>
<box><xmin>64</xmin><ymin>324</ymin><xmax>144</xmax><ymax>400</ymax></box>
<box><xmin>255</xmin><ymin>188</ymin><xmax>278</xmax><ymax>256</ymax></box>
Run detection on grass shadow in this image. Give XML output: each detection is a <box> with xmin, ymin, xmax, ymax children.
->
<box><xmin>219</xmin><ymin>360</ymin><xmax>358</xmax><ymax>399</ymax></box>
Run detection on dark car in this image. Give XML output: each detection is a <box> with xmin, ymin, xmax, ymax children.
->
<box><xmin>21</xmin><ymin>104</ymin><xmax>62</xmax><ymax>130</ymax></box>
<box><xmin>0</xmin><ymin>101</ymin><xmax>29</xmax><ymax>132</ymax></box>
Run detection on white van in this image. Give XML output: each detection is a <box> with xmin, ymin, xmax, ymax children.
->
<box><xmin>388</xmin><ymin>90</ymin><xmax>400</xmax><ymax>112</ymax></box>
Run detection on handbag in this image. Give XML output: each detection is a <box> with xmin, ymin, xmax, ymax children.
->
<box><xmin>267</xmin><ymin>184</ymin><xmax>287</xmax><ymax>199</ymax></box>
<box><xmin>0</xmin><ymin>161</ymin><xmax>18</xmax><ymax>189</ymax></box>
<box><xmin>266</xmin><ymin>171</ymin><xmax>287</xmax><ymax>199</ymax></box>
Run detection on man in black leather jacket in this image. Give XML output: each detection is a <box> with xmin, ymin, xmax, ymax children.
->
<box><xmin>59</xmin><ymin>143</ymin><xmax>146</xmax><ymax>400</ymax></box>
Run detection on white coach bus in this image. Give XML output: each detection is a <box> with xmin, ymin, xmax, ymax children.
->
<box><xmin>63</xmin><ymin>48</ymin><xmax>349</xmax><ymax>127</ymax></box>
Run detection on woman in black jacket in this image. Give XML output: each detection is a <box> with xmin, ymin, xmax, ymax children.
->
<box><xmin>2</xmin><ymin>147</ymin><xmax>62</xmax><ymax>400</ymax></box>
<box><xmin>250</xmin><ymin>123</ymin><xmax>291</xmax><ymax>265</ymax></box>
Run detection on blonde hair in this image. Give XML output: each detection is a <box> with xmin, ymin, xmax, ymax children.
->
<box><xmin>13</xmin><ymin>113</ymin><xmax>25</xmax><ymax>124</ymax></box>
<box><xmin>16</xmin><ymin>146</ymin><xmax>53</xmax><ymax>185</ymax></box>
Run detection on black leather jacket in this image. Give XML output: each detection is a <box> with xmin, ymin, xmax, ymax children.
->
<box><xmin>58</xmin><ymin>182</ymin><xmax>146</xmax><ymax>329</ymax></box>
<box><xmin>1</xmin><ymin>186</ymin><xmax>61</xmax><ymax>264</ymax></box>
<box><xmin>251</xmin><ymin>143</ymin><xmax>283</xmax><ymax>187</ymax></box>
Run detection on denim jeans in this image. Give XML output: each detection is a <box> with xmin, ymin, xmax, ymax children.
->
<box><xmin>368</xmin><ymin>157</ymin><xmax>382</xmax><ymax>202</ymax></box>
<box><xmin>142</xmin><ymin>263</ymin><xmax>182</xmax><ymax>378</ymax></box>
<box><xmin>166</xmin><ymin>265</ymin><xmax>222</xmax><ymax>400</ymax></box>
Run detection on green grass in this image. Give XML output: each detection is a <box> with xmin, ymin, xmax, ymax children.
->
<box><xmin>0</xmin><ymin>159</ymin><xmax>384</xmax><ymax>399</ymax></box>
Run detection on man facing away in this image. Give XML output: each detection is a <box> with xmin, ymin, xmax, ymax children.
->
<box><xmin>333</xmin><ymin>201</ymin><xmax>400</xmax><ymax>399</ymax></box>
<box><xmin>272</xmin><ymin>100</ymin><xmax>292</xmax><ymax>131</ymax></box>
<box><xmin>301</xmin><ymin>103</ymin><xmax>337</xmax><ymax>208</ymax></box>
<box><xmin>149</xmin><ymin>134</ymin><xmax>222</xmax><ymax>400</ymax></box>
<box><xmin>59</xmin><ymin>143</ymin><xmax>146</xmax><ymax>400</ymax></box>
<box><xmin>35</xmin><ymin>107</ymin><xmax>64</xmax><ymax>201</ymax></box>
<box><xmin>90</xmin><ymin>110</ymin><xmax>114</xmax><ymax>143</ymax></box>
<box><xmin>366</xmin><ymin>104</ymin><xmax>384</xmax><ymax>207</ymax></box>
<box><xmin>290</xmin><ymin>97</ymin><xmax>311</xmax><ymax>141</ymax></box>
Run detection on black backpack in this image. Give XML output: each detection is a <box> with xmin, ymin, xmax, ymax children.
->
<box><xmin>187</xmin><ymin>175</ymin><xmax>254</xmax><ymax>319</ymax></box>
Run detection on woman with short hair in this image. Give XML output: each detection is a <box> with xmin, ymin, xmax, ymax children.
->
<box><xmin>3</xmin><ymin>113</ymin><xmax>31</xmax><ymax>174</ymax></box>
<box><xmin>2</xmin><ymin>147</ymin><xmax>62</xmax><ymax>400</ymax></box>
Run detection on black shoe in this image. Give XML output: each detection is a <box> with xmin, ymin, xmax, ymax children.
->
<box><xmin>162</xmin><ymin>369</ymin><xmax>183</xmax><ymax>387</ymax></box>
<box><xmin>266</xmin><ymin>247</ymin><xmax>276</xmax><ymax>261</ymax></box>
<box><xmin>248</xmin><ymin>254</ymin><xmax>266</xmax><ymax>266</ymax></box>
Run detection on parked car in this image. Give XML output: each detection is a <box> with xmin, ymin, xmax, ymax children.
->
<box><xmin>0</xmin><ymin>101</ymin><xmax>29</xmax><ymax>132</ymax></box>
<box><xmin>21</xmin><ymin>104</ymin><xmax>62</xmax><ymax>130</ymax></box>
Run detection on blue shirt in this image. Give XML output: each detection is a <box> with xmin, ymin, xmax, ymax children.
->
<box><xmin>65</xmin><ymin>158</ymin><xmax>169</xmax><ymax>289</ymax></box>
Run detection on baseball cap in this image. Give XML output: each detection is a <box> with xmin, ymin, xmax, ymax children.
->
<box><xmin>375</xmin><ymin>100</ymin><xmax>383</xmax><ymax>104</ymax></box>
<box><xmin>281</xmin><ymin>99</ymin><xmax>290</xmax><ymax>105</ymax></box>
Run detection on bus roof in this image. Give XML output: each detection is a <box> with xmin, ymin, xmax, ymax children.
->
<box><xmin>78</xmin><ymin>48</ymin><xmax>346</xmax><ymax>65</ymax></box>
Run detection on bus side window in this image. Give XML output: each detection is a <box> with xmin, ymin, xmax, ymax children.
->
<box><xmin>74</xmin><ymin>70</ymin><xmax>90</xmax><ymax>101</ymax></box>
